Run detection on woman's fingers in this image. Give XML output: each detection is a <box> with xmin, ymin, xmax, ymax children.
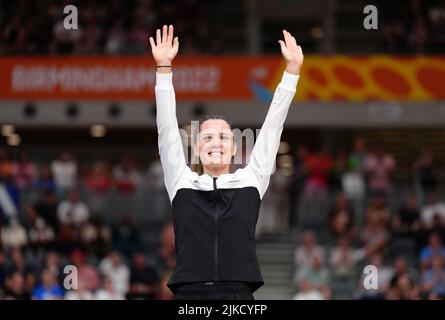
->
<box><xmin>173</xmin><ymin>37</ymin><xmax>179</xmax><ymax>50</ymax></box>
<box><xmin>162</xmin><ymin>25</ymin><xmax>168</xmax><ymax>43</ymax></box>
<box><xmin>156</xmin><ymin>28</ymin><xmax>161</xmax><ymax>45</ymax></box>
<box><xmin>285</xmin><ymin>30</ymin><xmax>297</xmax><ymax>48</ymax></box>
<box><xmin>152</xmin><ymin>25</ymin><xmax>177</xmax><ymax>48</ymax></box>
<box><xmin>167</xmin><ymin>25</ymin><xmax>174</xmax><ymax>44</ymax></box>
<box><xmin>278</xmin><ymin>40</ymin><xmax>286</xmax><ymax>52</ymax></box>
<box><xmin>282</xmin><ymin>30</ymin><xmax>288</xmax><ymax>46</ymax></box>
<box><xmin>292</xmin><ymin>36</ymin><xmax>297</xmax><ymax>48</ymax></box>
<box><xmin>284</xmin><ymin>30</ymin><xmax>292</xmax><ymax>47</ymax></box>
<box><xmin>149</xmin><ymin>37</ymin><xmax>155</xmax><ymax>49</ymax></box>
<box><xmin>283</xmin><ymin>29</ymin><xmax>300</xmax><ymax>53</ymax></box>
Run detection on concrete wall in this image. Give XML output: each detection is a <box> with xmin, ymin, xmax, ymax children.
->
<box><xmin>1</xmin><ymin>101</ymin><xmax>445</xmax><ymax>128</ymax></box>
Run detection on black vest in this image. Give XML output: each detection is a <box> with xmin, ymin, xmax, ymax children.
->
<box><xmin>167</xmin><ymin>175</ymin><xmax>264</xmax><ymax>294</ymax></box>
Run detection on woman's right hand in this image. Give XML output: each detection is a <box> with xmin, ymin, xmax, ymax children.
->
<box><xmin>149</xmin><ymin>25</ymin><xmax>179</xmax><ymax>72</ymax></box>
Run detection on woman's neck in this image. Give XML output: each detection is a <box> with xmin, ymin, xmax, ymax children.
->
<box><xmin>203</xmin><ymin>165</ymin><xmax>230</xmax><ymax>178</ymax></box>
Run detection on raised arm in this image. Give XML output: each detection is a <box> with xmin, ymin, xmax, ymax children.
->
<box><xmin>150</xmin><ymin>25</ymin><xmax>190</xmax><ymax>202</ymax></box>
<box><xmin>247</xmin><ymin>30</ymin><xmax>304</xmax><ymax>199</ymax></box>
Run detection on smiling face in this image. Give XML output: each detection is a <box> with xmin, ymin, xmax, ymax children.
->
<box><xmin>194</xmin><ymin>118</ymin><xmax>237</xmax><ymax>174</ymax></box>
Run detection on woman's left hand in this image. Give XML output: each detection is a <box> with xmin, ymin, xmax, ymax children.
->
<box><xmin>278</xmin><ymin>30</ymin><xmax>304</xmax><ymax>75</ymax></box>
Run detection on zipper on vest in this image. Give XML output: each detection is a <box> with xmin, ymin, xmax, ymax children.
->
<box><xmin>213</xmin><ymin>177</ymin><xmax>219</xmax><ymax>281</ymax></box>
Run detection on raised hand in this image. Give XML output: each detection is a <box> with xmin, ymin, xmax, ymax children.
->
<box><xmin>278</xmin><ymin>30</ymin><xmax>304</xmax><ymax>75</ymax></box>
<box><xmin>149</xmin><ymin>25</ymin><xmax>179</xmax><ymax>72</ymax></box>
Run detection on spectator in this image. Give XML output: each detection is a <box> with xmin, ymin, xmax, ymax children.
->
<box><xmin>158</xmin><ymin>220</ymin><xmax>176</xmax><ymax>271</ymax></box>
<box><xmin>428</xmin><ymin>0</ymin><xmax>445</xmax><ymax>53</ymax></box>
<box><xmin>329</xmin><ymin>150</ymin><xmax>348</xmax><ymax>192</ymax></box>
<box><xmin>428</xmin><ymin>214</ymin><xmax>445</xmax><ymax>245</ymax></box>
<box><xmin>29</xmin><ymin>190</ymin><xmax>59</xmax><ymax>232</ymax></box>
<box><xmin>127</xmin><ymin>252</ymin><xmax>159</xmax><ymax>300</ymax></box>
<box><xmin>382</xmin><ymin>12</ymin><xmax>410</xmax><ymax>54</ymax></box>
<box><xmin>0</xmin><ymin>249</ymin><xmax>5</xmax><ymax>288</ymax></box>
<box><xmin>79</xmin><ymin>215</ymin><xmax>113</xmax><ymax>257</ymax></box>
<box><xmin>421</xmin><ymin>254</ymin><xmax>445</xmax><ymax>299</ymax></box>
<box><xmin>257</xmin><ymin>162</ymin><xmax>292</xmax><ymax>235</ymax></box>
<box><xmin>31</xmin><ymin>269</ymin><xmax>64</xmax><ymax>300</ymax></box>
<box><xmin>28</xmin><ymin>217</ymin><xmax>55</xmax><ymax>250</ymax></box>
<box><xmin>392</xmin><ymin>193</ymin><xmax>421</xmax><ymax>236</ymax></box>
<box><xmin>4</xmin><ymin>248</ymin><xmax>28</xmax><ymax>276</ymax></box>
<box><xmin>364</xmin><ymin>147</ymin><xmax>396</xmax><ymax>195</ymax></box>
<box><xmin>98</xmin><ymin>251</ymin><xmax>130</xmax><ymax>297</ymax></box>
<box><xmin>64</xmin><ymin>279</ymin><xmax>94</xmax><ymax>300</ymax></box>
<box><xmin>292</xmin><ymin>278</ymin><xmax>325</xmax><ymax>300</ymax></box>
<box><xmin>146</xmin><ymin>157</ymin><xmax>165</xmax><ymax>192</ymax></box>
<box><xmin>420</xmin><ymin>193</ymin><xmax>445</xmax><ymax>229</ymax></box>
<box><xmin>84</xmin><ymin>160</ymin><xmax>114</xmax><ymax>195</ymax></box>
<box><xmin>0</xmin><ymin>174</ymin><xmax>20</xmax><ymax>219</ymax></box>
<box><xmin>387</xmin><ymin>272</ymin><xmax>420</xmax><ymax>300</ymax></box>
<box><xmin>104</xmin><ymin>19</ymin><xmax>126</xmax><ymax>55</ymax></box>
<box><xmin>360</xmin><ymin>209</ymin><xmax>390</xmax><ymax>259</ymax></box>
<box><xmin>3</xmin><ymin>271</ymin><xmax>30</xmax><ymax>300</ymax></box>
<box><xmin>294</xmin><ymin>231</ymin><xmax>326</xmax><ymax>270</ymax></box>
<box><xmin>125</xmin><ymin>18</ymin><xmax>148</xmax><ymax>55</ymax></box>
<box><xmin>295</xmin><ymin>255</ymin><xmax>331</xmax><ymax>299</ymax></box>
<box><xmin>299</xmin><ymin>147</ymin><xmax>332</xmax><ymax>229</ymax></box>
<box><xmin>329</xmin><ymin>192</ymin><xmax>355</xmax><ymax>240</ymax></box>
<box><xmin>409</xmin><ymin>16</ymin><xmax>428</xmax><ymax>53</ymax></box>
<box><xmin>389</xmin><ymin>256</ymin><xmax>420</xmax><ymax>290</ymax></box>
<box><xmin>95</xmin><ymin>276</ymin><xmax>125</xmax><ymax>300</ymax></box>
<box><xmin>144</xmin><ymin>156</ymin><xmax>170</xmax><ymax>223</ymax></box>
<box><xmin>113</xmin><ymin>156</ymin><xmax>142</xmax><ymax>195</ymax></box>
<box><xmin>419</xmin><ymin>232</ymin><xmax>445</xmax><ymax>270</ymax></box>
<box><xmin>33</xmin><ymin>164</ymin><xmax>56</xmax><ymax>195</ymax></box>
<box><xmin>0</xmin><ymin>148</ymin><xmax>14</xmax><ymax>181</ymax></box>
<box><xmin>51</xmin><ymin>150</ymin><xmax>77</xmax><ymax>196</ymax></box>
<box><xmin>288</xmin><ymin>145</ymin><xmax>308</xmax><ymax>229</ymax></box>
<box><xmin>84</xmin><ymin>160</ymin><xmax>113</xmax><ymax>215</ymax></box>
<box><xmin>330</xmin><ymin>237</ymin><xmax>357</xmax><ymax>280</ymax></box>
<box><xmin>414</xmin><ymin>147</ymin><xmax>439</xmax><ymax>195</ymax></box>
<box><xmin>365</xmin><ymin>193</ymin><xmax>391</xmax><ymax>228</ymax></box>
<box><xmin>302</xmin><ymin>148</ymin><xmax>332</xmax><ymax>198</ymax></box>
<box><xmin>341</xmin><ymin>156</ymin><xmax>366</xmax><ymax>226</ymax></box>
<box><xmin>57</xmin><ymin>190</ymin><xmax>90</xmax><ymax>227</ymax></box>
<box><xmin>70</xmin><ymin>249</ymin><xmax>100</xmax><ymax>292</ymax></box>
<box><xmin>112</xmin><ymin>214</ymin><xmax>141</xmax><ymax>259</ymax></box>
<box><xmin>12</xmin><ymin>151</ymin><xmax>36</xmax><ymax>190</ymax></box>
<box><xmin>1</xmin><ymin>217</ymin><xmax>28</xmax><ymax>251</ymax></box>
<box><xmin>350</xmin><ymin>137</ymin><xmax>368</xmax><ymax>171</ymax></box>
<box><xmin>40</xmin><ymin>251</ymin><xmax>63</xmax><ymax>285</ymax></box>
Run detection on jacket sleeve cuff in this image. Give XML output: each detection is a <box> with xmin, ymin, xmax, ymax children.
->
<box><xmin>280</xmin><ymin>71</ymin><xmax>300</xmax><ymax>90</ymax></box>
<box><xmin>156</xmin><ymin>72</ymin><xmax>173</xmax><ymax>88</ymax></box>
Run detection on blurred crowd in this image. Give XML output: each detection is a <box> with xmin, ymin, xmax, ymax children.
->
<box><xmin>0</xmin><ymin>0</ymin><xmax>222</xmax><ymax>56</ymax></box>
<box><xmin>255</xmin><ymin>137</ymin><xmax>444</xmax><ymax>300</ymax></box>
<box><xmin>0</xmin><ymin>134</ymin><xmax>444</xmax><ymax>300</ymax></box>
<box><xmin>1</xmin><ymin>0</ymin><xmax>444</xmax><ymax>55</ymax></box>
<box><xmin>382</xmin><ymin>0</ymin><xmax>445</xmax><ymax>54</ymax></box>
<box><xmin>0</xmin><ymin>147</ymin><xmax>175</xmax><ymax>300</ymax></box>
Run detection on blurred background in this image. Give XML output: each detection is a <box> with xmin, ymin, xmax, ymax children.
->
<box><xmin>1</xmin><ymin>0</ymin><xmax>445</xmax><ymax>300</ymax></box>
